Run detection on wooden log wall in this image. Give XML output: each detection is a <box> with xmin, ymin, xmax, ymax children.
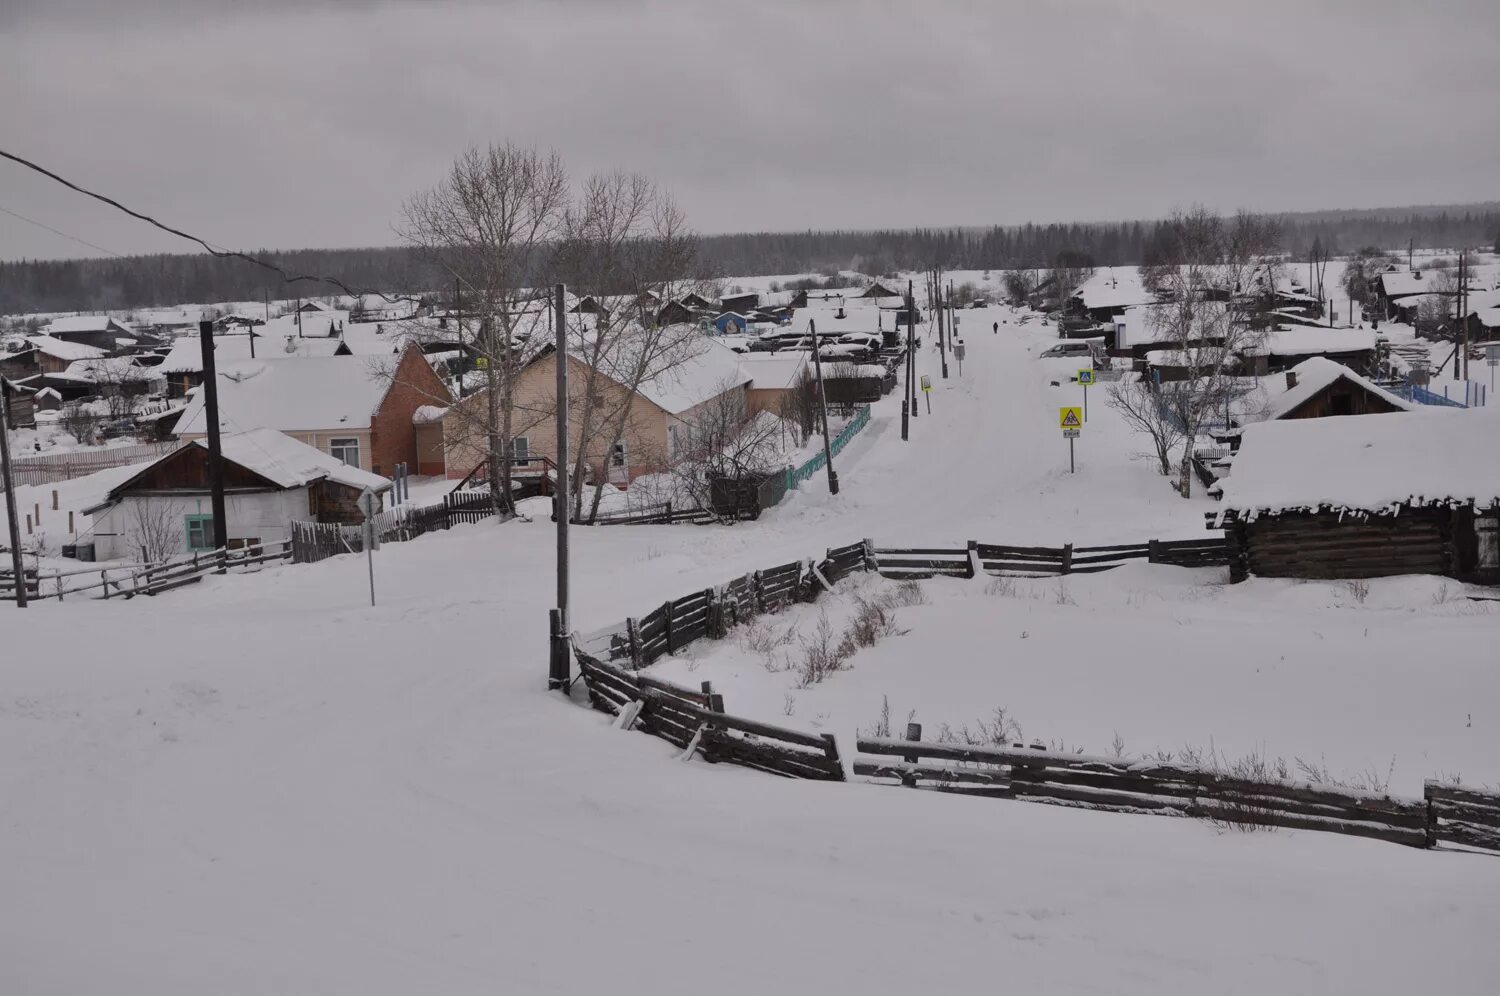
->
<box><xmin>1425</xmin><ymin>781</ymin><xmax>1500</xmax><ymax>851</ymax></box>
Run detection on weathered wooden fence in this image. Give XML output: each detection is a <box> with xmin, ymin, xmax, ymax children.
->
<box><xmin>1</xmin><ymin>541</ymin><xmax>292</xmax><ymax>602</ymax></box>
<box><xmin>873</xmin><ymin>536</ymin><xmax>1230</xmax><ymax>579</ymax></box>
<box><xmin>853</xmin><ymin>729</ymin><xmax>1500</xmax><ymax>852</ymax></box>
<box><xmin>1</xmin><ymin>441</ymin><xmax>179</xmax><ymax>490</ymax></box>
<box><xmin>291</xmin><ymin>490</ymin><xmax>492</xmax><ymax>563</ymax></box>
<box><xmin>570</xmin><ymin>540</ymin><xmax>870</xmax><ymax>779</ymax></box>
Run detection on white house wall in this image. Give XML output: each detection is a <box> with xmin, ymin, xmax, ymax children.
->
<box><xmin>92</xmin><ymin>489</ymin><xmax>310</xmax><ymax>562</ymax></box>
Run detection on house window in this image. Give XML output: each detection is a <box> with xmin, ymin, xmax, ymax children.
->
<box><xmin>185</xmin><ymin>514</ymin><xmax>215</xmax><ymax>552</ymax></box>
<box><xmin>611</xmin><ymin>442</ymin><xmax>628</xmax><ymax>469</ymax></box>
<box><xmin>512</xmin><ymin>436</ymin><xmax>530</xmax><ymax>462</ymax></box>
<box><xmin>330</xmin><ymin>437</ymin><xmax>361</xmax><ymax>467</ymax></box>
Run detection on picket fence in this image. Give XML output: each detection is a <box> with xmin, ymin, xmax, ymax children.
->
<box><xmin>1</xmin><ymin>442</ymin><xmax>179</xmax><ymax>491</ymax></box>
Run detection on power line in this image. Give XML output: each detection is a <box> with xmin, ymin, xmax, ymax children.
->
<box><xmin>0</xmin><ymin>204</ymin><xmax>126</xmax><ymax>258</ymax></box>
<box><xmin>0</xmin><ymin>146</ymin><xmax>418</xmax><ymax>305</ymax></box>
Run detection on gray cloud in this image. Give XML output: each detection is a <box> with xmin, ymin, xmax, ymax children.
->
<box><xmin>2</xmin><ymin>0</ymin><xmax>1498</xmax><ymax>261</ymax></box>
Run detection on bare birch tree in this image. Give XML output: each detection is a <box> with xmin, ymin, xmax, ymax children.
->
<box><xmin>127</xmin><ymin>499</ymin><xmax>183</xmax><ymax>563</ymax></box>
<box><xmin>1106</xmin><ymin>376</ymin><xmax>1186</xmax><ymax>476</ymax></box>
<box><xmin>399</xmin><ymin>143</ymin><xmax>568</xmax><ymax>517</ymax></box>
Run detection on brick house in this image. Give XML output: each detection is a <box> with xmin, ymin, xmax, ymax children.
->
<box><xmin>174</xmin><ymin>343</ymin><xmax>451</xmax><ymax>477</ymax></box>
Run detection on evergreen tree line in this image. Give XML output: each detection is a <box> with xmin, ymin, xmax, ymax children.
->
<box><xmin>3</xmin><ymin>204</ymin><xmax>1497</xmax><ymax>315</ymax></box>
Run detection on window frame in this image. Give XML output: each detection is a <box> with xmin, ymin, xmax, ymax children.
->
<box><xmin>511</xmin><ymin>436</ymin><xmax>530</xmax><ymax>462</ymax></box>
<box><xmin>329</xmin><ymin>436</ymin><xmax>361</xmax><ymax>468</ymax></box>
<box><xmin>184</xmin><ymin>513</ymin><xmax>215</xmax><ymax>552</ymax></box>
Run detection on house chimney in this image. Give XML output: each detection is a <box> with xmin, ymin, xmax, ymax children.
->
<box><xmin>1285</xmin><ymin>371</ymin><xmax>1298</xmax><ymax>390</ymax></box>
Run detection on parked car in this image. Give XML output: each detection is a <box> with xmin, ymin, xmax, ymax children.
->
<box><xmin>1039</xmin><ymin>341</ymin><xmax>1102</xmax><ymax>360</ymax></box>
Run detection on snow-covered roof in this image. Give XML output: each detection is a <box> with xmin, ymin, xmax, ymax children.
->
<box><xmin>42</xmin><ymin>315</ymin><xmax>132</xmax><ymax>336</ymax></box>
<box><xmin>103</xmin><ymin>429</ymin><xmax>389</xmax><ymax>503</ymax></box>
<box><xmin>736</xmin><ymin>352</ymin><xmax>809</xmax><ymax>390</ymax></box>
<box><xmin>173</xmin><ymin>355</ymin><xmax>393</xmax><ymax>435</ymax></box>
<box><xmin>159</xmin><ymin>334</ymin><xmax>345</xmax><ymax>373</ymax></box>
<box><xmin>1071</xmin><ymin>267</ymin><xmax>1152</xmax><ymax>310</ymax></box>
<box><xmin>1250</xmin><ymin>328</ymin><xmax>1377</xmax><ymax>357</ymax></box>
<box><xmin>412</xmin><ymin>405</ymin><xmax>447</xmax><ymax>425</ymax></box>
<box><xmin>636</xmin><ymin>336</ymin><xmax>751</xmax><ymax>415</ymax></box>
<box><xmin>1378</xmin><ymin>271</ymin><xmax>1432</xmax><ymax>298</ymax></box>
<box><xmin>1218</xmin><ymin>410</ymin><xmax>1499</xmax><ymax>516</ymax></box>
<box><xmin>26</xmin><ymin>336</ymin><xmax>108</xmax><ymax>362</ymax></box>
<box><xmin>62</xmin><ymin>356</ymin><xmax>159</xmax><ymax>383</ymax></box>
<box><xmin>1259</xmin><ymin>357</ymin><xmax>1414</xmax><ymax>421</ymax></box>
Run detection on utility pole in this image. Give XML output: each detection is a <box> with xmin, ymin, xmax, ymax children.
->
<box><xmin>1</xmin><ymin>378</ymin><xmax>28</xmax><ymax>607</ymax></box>
<box><xmin>908</xmin><ymin>281</ymin><xmax>918</xmax><ymax>421</ymax></box>
<box><xmin>938</xmin><ymin>273</ymin><xmax>949</xmax><ymax>380</ymax></box>
<box><xmin>901</xmin><ymin>281</ymin><xmax>912</xmax><ymax>441</ymax></box>
<box><xmin>549</xmin><ymin>283</ymin><xmax>571</xmax><ymax>692</ymax></box>
<box><xmin>198</xmin><ymin>320</ymin><xmax>228</xmax><ymax>551</ymax></box>
<box><xmin>1459</xmin><ymin>251</ymin><xmax>1469</xmax><ymax>382</ymax></box>
<box><xmin>809</xmin><ymin>319</ymin><xmax>839</xmax><ymax>495</ymax></box>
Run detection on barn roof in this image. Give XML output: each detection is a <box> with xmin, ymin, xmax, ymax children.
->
<box><xmin>25</xmin><ymin>336</ymin><xmax>107</xmax><ymax>362</ymax></box>
<box><xmin>1260</xmin><ymin>357</ymin><xmax>1414</xmax><ymax>421</ymax></box>
<box><xmin>1217</xmin><ymin>410</ymin><xmax>1500</xmax><ymax>518</ymax></box>
<box><xmin>173</xmin><ymin>353</ymin><xmax>396</xmax><ymax>435</ymax></box>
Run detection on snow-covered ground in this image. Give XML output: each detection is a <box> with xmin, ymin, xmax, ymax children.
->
<box><xmin>3</xmin><ymin>296</ymin><xmax>1499</xmax><ymax>993</ymax></box>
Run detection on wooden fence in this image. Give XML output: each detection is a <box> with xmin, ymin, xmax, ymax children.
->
<box><xmin>1</xmin><ymin>441</ymin><xmax>179</xmax><ymax>490</ymax></box>
<box><xmin>291</xmin><ymin>490</ymin><xmax>493</xmax><ymax>564</ymax></box>
<box><xmin>1</xmin><ymin>541</ymin><xmax>292</xmax><ymax>602</ymax></box>
<box><xmin>570</xmin><ymin>540</ymin><xmax>871</xmax><ymax>779</ymax></box>
<box><xmin>852</xmin><ymin>729</ymin><xmax>1500</xmax><ymax>852</ymax></box>
<box><xmin>872</xmin><ymin>536</ymin><xmax>1230</xmax><ymax>579</ymax></box>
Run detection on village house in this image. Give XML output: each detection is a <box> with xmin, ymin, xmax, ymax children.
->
<box><xmin>158</xmin><ymin>330</ymin><xmax>349</xmax><ymax>398</ymax></box>
<box><xmin>439</xmin><ymin>334</ymin><xmax>752</xmax><ymax>487</ymax></box>
<box><xmin>736</xmin><ymin>351</ymin><xmax>811</xmax><ymax>420</ymax></box>
<box><xmin>173</xmin><ymin>343</ymin><xmax>451</xmax><ymax>477</ymax></box>
<box><xmin>719</xmin><ymin>291</ymin><xmax>760</xmax><ymax>314</ymax></box>
<box><xmin>1213</xmin><ymin>410</ymin><xmax>1500</xmax><ymax>585</ymax></box>
<box><xmin>39</xmin><ymin>315</ymin><xmax>138</xmax><ymax>350</ymax></box>
<box><xmin>0</xmin><ymin>345</ymin><xmax>42</xmax><ymax>381</ymax></box>
<box><xmin>1238</xmin><ymin>328</ymin><xmax>1379</xmax><ymax>376</ymax></box>
<box><xmin>1068</xmin><ymin>268</ymin><xmax>1154</xmax><ymax>323</ymax></box>
<box><xmin>84</xmin><ymin>428</ymin><xmax>390</xmax><ymax>562</ymax></box>
<box><xmin>1236</xmin><ymin>356</ymin><xmax>1412</xmax><ymax>428</ymax></box>
<box><xmin>25</xmin><ymin>335</ymin><xmax>107</xmax><ymax>375</ymax></box>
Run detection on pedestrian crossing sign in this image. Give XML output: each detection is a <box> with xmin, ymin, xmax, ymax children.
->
<box><xmin>1059</xmin><ymin>407</ymin><xmax>1083</xmax><ymax>430</ymax></box>
<box><xmin>1077</xmin><ymin>368</ymin><xmax>1095</xmax><ymax>385</ymax></box>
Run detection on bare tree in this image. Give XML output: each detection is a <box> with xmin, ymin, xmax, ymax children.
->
<box><xmin>1341</xmin><ymin>246</ymin><xmax>1393</xmax><ymax>323</ymax></box>
<box><xmin>127</xmin><ymin>499</ymin><xmax>183</xmax><ymax>563</ymax></box>
<box><xmin>1140</xmin><ymin>209</ymin><xmax>1279</xmax><ymax>497</ymax></box>
<box><xmin>667</xmin><ymin>384</ymin><xmax>789</xmax><ymax>509</ymax></box>
<box><xmin>86</xmin><ymin>358</ymin><xmax>150</xmax><ymax>421</ymax></box>
<box><xmin>553</xmin><ymin>172</ymin><xmax>710</xmax><ymax>522</ymax></box>
<box><xmin>399</xmin><ymin>143</ymin><xmax>568</xmax><ymax>518</ymax></box>
<box><xmin>1106</xmin><ymin>376</ymin><xmax>1186</xmax><ymax>476</ymax></box>
<box><xmin>58</xmin><ymin>401</ymin><xmax>96</xmax><ymax>445</ymax></box>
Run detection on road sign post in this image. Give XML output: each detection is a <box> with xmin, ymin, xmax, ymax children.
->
<box><xmin>1059</xmin><ymin>407</ymin><xmax>1083</xmax><ymax>474</ymax></box>
<box><xmin>1077</xmin><ymin>368</ymin><xmax>1094</xmax><ymax>421</ymax></box>
<box><xmin>358</xmin><ymin>487</ymin><xmax>377</xmax><ymax>607</ymax></box>
<box><xmin>954</xmin><ymin>340</ymin><xmax>965</xmax><ymax>377</ymax></box>
<box><xmin>921</xmin><ymin>373</ymin><xmax>932</xmax><ymax>414</ymax></box>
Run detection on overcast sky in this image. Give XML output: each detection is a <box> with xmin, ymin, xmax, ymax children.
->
<box><xmin>2</xmin><ymin>0</ymin><xmax>1497</xmax><ymax>261</ymax></box>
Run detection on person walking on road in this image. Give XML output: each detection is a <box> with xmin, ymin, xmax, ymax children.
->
<box><xmin>992</xmin><ymin>321</ymin><xmax>998</xmax><ymax>334</ymax></box>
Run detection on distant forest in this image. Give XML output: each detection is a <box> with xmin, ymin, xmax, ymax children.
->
<box><xmin>3</xmin><ymin>203</ymin><xmax>1498</xmax><ymax>315</ymax></box>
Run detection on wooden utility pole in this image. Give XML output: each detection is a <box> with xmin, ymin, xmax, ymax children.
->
<box><xmin>809</xmin><ymin>319</ymin><xmax>839</xmax><ymax>495</ymax></box>
<box><xmin>0</xmin><ymin>378</ymin><xmax>28</xmax><ymax>607</ymax></box>
<box><xmin>550</xmin><ymin>283</ymin><xmax>571</xmax><ymax>692</ymax></box>
<box><xmin>901</xmin><ymin>281</ymin><xmax>912</xmax><ymax>441</ymax></box>
<box><xmin>938</xmin><ymin>272</ymin><xmax>949</xmax><ymax>380</ymax></box>
<box><xmin>198</xmin><ymin>320</ymin><xmax>228</xmax><ymax>551</ymax></box>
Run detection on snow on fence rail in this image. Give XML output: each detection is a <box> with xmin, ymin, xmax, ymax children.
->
<box><xmin>851</xmin><ymin>729</ymin><xmax>1500</xmax><ymax>852</ymax></box>
<box><xmin>570</xmin><ymin>540</ymin><xmax>870</xmax><ymax>780</ymax></box>
<box><xmin>0</xmin><ymin>541</ymin><xmax>292</xmax><ymax>602</ymax></box>
<box><xmin>1</xmin><ymin>442</ymin><xmax>179</xmax><ymax>490</ymax></box>
<box><xmin>871</xmin><ymin>537</ymin><xmax>1228</xmax><ymax>579</ymax></box>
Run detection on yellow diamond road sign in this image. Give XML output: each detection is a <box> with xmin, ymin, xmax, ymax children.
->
<box><xmin>1059</xmin><ymin>406</ymin><xmax>1083</xmax><ymax>430</ymax></box>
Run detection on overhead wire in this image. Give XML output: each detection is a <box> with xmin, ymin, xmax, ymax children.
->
<box><xmin>0</xmin><ymin>203</ymin><xmax>125</xmax><ymax>258</ymax></box>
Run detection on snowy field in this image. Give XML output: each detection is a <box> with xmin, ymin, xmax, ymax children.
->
<box><xmin>4</xmin><ymin>298</ymin><xmax>1500</xmax><ymax>993</ymax></box>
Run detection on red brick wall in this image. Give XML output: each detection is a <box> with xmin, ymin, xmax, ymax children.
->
<box><xmin>369</xmin><ymin>345</ymin><xmax>452</xmax><ymax>477</ymax></box>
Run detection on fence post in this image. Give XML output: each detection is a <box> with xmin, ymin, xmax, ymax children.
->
<box><xmin>752</xmin><ymin>569</ymin><xmax>766</xmax><ymax>614</ymax></box>
<box><xmin>704</xmin><ymin>586</ymin><xmax>722</xmax><ymax>639</ymax></box>
<box><xmin>966</xmin><ymin>539</ymin><xmax>979</xmax><ymax>579</ymax></box>
<box><xmin>663</xmin><ymin>601</ymin><xmax>675</xmax><ymax>655</ymax></box>
<box><xmin>1423</xmin><ymin>782</ymin><xmax>1438</xmax><ymax>849</ymax></box>
<box><xmin>701</xmin><ymin>682</ymin><xmax>725</xmax><ymax>763</ymax></box>
<box><xmin>1148</xmin><ymin>538</ymin><xmax>1161</xmax><ymax>564</ymax></box>
<box><xmin>548</xmin><ymin>608</ymin><xmax>571</xmax><ymax>692</ymax></box>
<box><xmin>820</xmin><ymin>733</ymin><xmax>842</xmax><ymax>778</ymax></box>
<box><xmin>101</xmin><ymin>570</ymin><xmax>109</xmax><ymax>599</ymax></box>
<box><xmin>1060</xmin><ymin>543</ymin><xmax>1074</xmax><ymax>575</ymax></box>
<box><xmin>863</xmin><ymin>537</ymin><xmax>877</xmax><ymax>573</ymax></box>
<box><xmin>626</xmin><ymin>617</ymin><xmax>642</xmax><ymax>667</ymax></box>
<box><xmin>901</xmin><ymin>722</ymin><xmax>922</xmax><ymax>787</ymax></box>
